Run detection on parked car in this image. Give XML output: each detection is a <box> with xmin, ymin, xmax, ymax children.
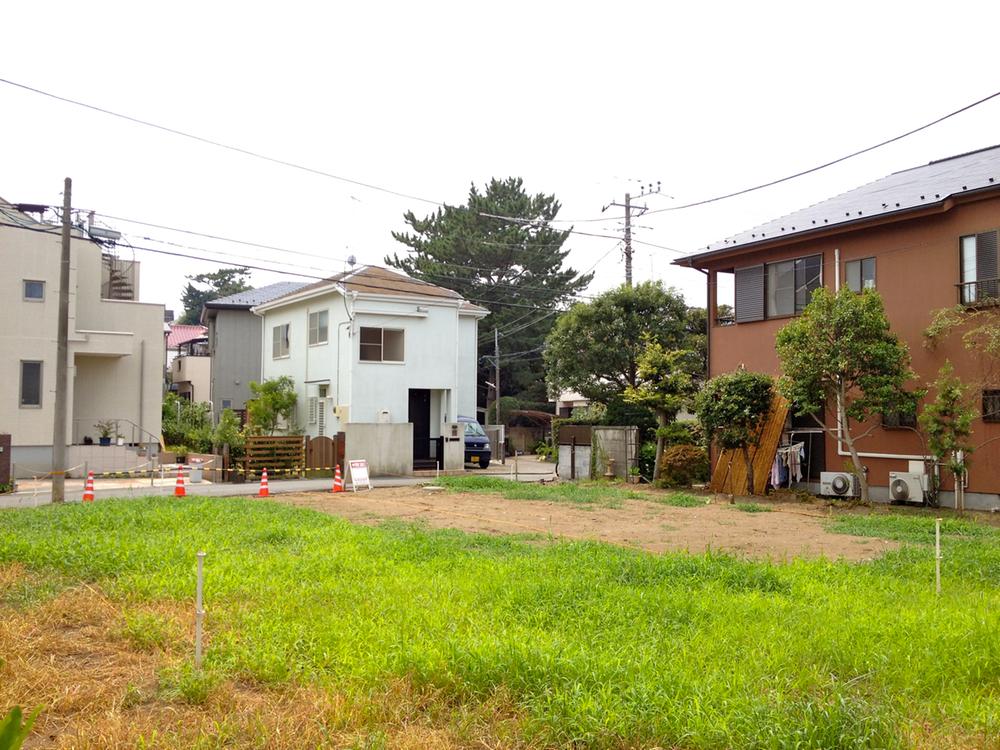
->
<box><xmin>459</xmin><ymin>416</ymin><xmax>491</xmax><ymax>469</ymax></box>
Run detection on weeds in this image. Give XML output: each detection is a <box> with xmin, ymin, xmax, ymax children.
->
<box><xmin>1</xmin><ymin>497</ymin><xmax>999</xmax><ymax>747</ymax></box>
<box><xmin>432</xmin><ymin>476</ymin><xmax>643</xmax><ymax>507</ymax></box>
<box><xmin>734</xmin><ymin>502</ymin><xmax>772</xmax><ymax>513</ymax></box>
<box><xmin>649</xmin><ymin>492</ymin><xmax>705</xmax><ymax>507</ymax></box>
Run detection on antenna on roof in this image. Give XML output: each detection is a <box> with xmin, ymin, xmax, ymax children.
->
<box><xmin>347</xmin><ymin>254</ymin><xmax>356</xmax><ymax>268</ymax></box>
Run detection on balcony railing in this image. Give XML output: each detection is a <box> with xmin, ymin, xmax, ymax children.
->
<box><xmin>957</xmin><ymin>278</ymin><xmax>1000</xmax><ymax>306</ymax></box>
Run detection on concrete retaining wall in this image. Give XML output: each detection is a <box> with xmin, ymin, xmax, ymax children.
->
<box><xmin>557</xmin><ymin>443</ymin><xmax>591</xmax><ymax>480</ymax></box>
<box><xmin>345</xmin><ymin>423</ymin><xmax>413</xmax><ymax>477</ymax></box>
<box><xmin>592</xmin><ymin>426</ymin><xmax>638</xmax><ymax>480</ymax></box>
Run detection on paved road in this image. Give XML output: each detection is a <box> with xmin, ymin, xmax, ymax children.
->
<box><xmin>1</xmin><ymin>457</ymin><xmax>557</xmax><ymax>509</ymax></box>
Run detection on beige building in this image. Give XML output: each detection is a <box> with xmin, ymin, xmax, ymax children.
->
<box><xmin>0</xmin><ymin>200</ymin><xmax>164</xmax><ymax>477</ymax></box>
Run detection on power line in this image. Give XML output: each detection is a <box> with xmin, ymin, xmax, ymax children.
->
<box><xmin>0</xmin><ymin>77</ymin><xmax>443</xmax><ymax>207</ymax></box>
<box><xmin>0</xmin><ymin>219</ymin><xmax>585</xmax><ymax>313</ymax></box>
<box><xmin>641</xmin><ymin>87</ymin><xmax>1000</xmax><ymax>216</ymax></box>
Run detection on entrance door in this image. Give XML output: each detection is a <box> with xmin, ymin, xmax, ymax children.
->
<box><xmin>409</xmin><ymin>388</ymin><xmax>431</xmax><ymax>462</ymax></box>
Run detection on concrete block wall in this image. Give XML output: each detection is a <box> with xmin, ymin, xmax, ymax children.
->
<box><xmin>344</xmin><ymin>423</ymin><xmax>413</xmax><ymax>477</ymax></box>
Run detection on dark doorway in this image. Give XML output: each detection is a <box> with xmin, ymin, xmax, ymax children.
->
<box><xmin>409</xmin><ymin>388</ymin><xmax>432</xmax><ymax>464</ymax></box>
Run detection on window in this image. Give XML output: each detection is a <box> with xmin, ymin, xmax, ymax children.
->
<box><xmin>221</xmin><ymin>399</ymin><xmax>233</xmax><ymax>410</ymax></box>
<box><xmin>846</xmin><ymin>258</ymin><xmax>876</xmax><ymax>292</ymax></box>
<box><xmin>359</xmin><ymin>327</ymin><xmax>404</xmax><ymax>362</ymax></box>
<box><xmin>765</xmin><ymin>255</ymin><xmax>822</xmax><ymax>317</ymax></box>
<box><xmin>882</xmin><ymin>410</ymin><xmax>917</xmax><ymax>430</ymax></box>
<box><xmin>272</xmin><ymin>324</ymin><xmax>290</xmax><ymax>358</ymax></box>
<box><xmin>308</xmin><ymin>310</ymin><xmax>329</xmax><ymax>345</ymax></box>
<box><xmin>19</xmin><ymin>361</ymin><xmax>42</xmax><ymax>407</ymax></box>
<box><xmin>23</xmin><ymin>280</ymin><xmax>44</xmax><ymax>301</ymax></box>
<box><xmin>983</xmin><ymin>390</ymin><xmax>1000</xmax><ymax>423</ymax></box>
<box><xmin>960</xmin><ymin>231</ymin><xmax>999</xmax><ymax>304</ymax></box>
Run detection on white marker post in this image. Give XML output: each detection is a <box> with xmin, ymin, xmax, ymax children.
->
<box><xmin>195</xmin><ymin>551</ymin><xmax>206</xmax><ymax>668</ymax></box>
<box><xmin>935</xmin><ymin>518</ymin><xmax>942</xmax><ymax>596</ymax></box>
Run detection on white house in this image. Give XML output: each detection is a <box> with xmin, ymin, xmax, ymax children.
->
<box><xmin>253</xmin><ymin>265</ymin><xmax>488</xmax><ymax>471</ymax></box>
<box><xmin>0</xmin><ymin>200</ymin><xmax>164</xmax><ymax>476</ymax></box>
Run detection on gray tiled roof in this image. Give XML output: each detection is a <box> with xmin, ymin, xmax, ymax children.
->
<box><xmin>690</xmin><ymin>144</ymin><xmax>1000</xmax><ymax>259</ymax></box>
<box><xmin>205</xmin><ymin>281</ymin><xmax>309</xmax><ymax>308</ymax></box>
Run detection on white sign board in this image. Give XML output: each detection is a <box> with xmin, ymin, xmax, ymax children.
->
<box><xmin>349</xmin><ymin>459</ymin><xmax>373</xmax><ymax>491</ymax></box>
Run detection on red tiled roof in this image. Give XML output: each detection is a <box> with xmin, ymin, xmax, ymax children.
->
<box><xmin>166</xmin><ymin>324</ymin><xmax>207</xmax><ymax>348</ymax></box>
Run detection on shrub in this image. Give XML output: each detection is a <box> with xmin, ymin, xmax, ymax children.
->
<box><xmin>656</xmin><ymin>444</ymin><xmax>709</xmax><ymax>488</ymax></box>
<box><xmin>657</xmin><ymin>420</ymin><xmax>705</xmax><ymax>448</ymax></box>
<box><xmin>637</xmin><ymin>441</ymin><xmax>657</xmax><ymax>478</ymax></box>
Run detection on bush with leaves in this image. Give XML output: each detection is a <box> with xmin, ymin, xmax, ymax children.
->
<box><xmin>161</xmin><ymin>392</ymin><xmax>213</xmax><ymax>450</ymax></box>
<box><xmin>247</xmin><ymin>377</ymin><xmax>298</xmax><ymax>435</ymax></box>
<box><xmin>695</xmin><ymin>371</ymin><xmax>774</xmax><ymax>497</ymax></box>
<box><xmin>0</xmin><ymin>706</ymin><xmax>39</xmax><ymax>750</ymax></box>
<box><xmin>656</xmin><ymin>444</ymin><xmax>709</xmax><ymax>488</ymax></box>
<box><xmin>212</xmin><ymin>408</ymin><xmax>246</xmax><ymax>458</ymax></box>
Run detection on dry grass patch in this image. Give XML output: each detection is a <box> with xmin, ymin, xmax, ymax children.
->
<box><xmin>0</xmin><ymin>568</ymin><xmax>526</xmax><ymax>749</ymax></box>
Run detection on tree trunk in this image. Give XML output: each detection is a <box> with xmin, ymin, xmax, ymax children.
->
<box><xmin>837</xmin><ymin>385</ymin><xmax>868</xmax><ymax>501</ymax></box>
<box><xmin>652</xmin><ymin>411</ymin><xmax>667</xmax><ymax>482</ymax></box>
<box><xmin>741</xmin><ymin>445</ymin><xmax>754</xmax><ymax>501</ymax></box>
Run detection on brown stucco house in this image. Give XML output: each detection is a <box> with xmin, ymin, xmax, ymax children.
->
<box><xmin>675</xmin><ymin>144</ymin><xmax>1000</xmax><ymax>510</ymax></box>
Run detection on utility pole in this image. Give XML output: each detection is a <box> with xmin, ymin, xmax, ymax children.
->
<box><xmin>602</xmin><ymin>181</ymin><xmax>661</xmax><ymax>287</ymax></box>
<box><xmin>494</xmin><ymin>327</ymin><xmax>500</xmax><ymax>428</ymax></box>
<box><xmin>52</xmin><ymin>178</ymin><xmax>72</xmax><ymax>503</ymax></box>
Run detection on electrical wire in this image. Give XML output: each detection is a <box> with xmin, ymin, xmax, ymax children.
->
<box><xmin>0</xmin><ymin>219</ymin><xmax>588</xmax><ymax>313</ymax></box>
<box><xmin>0</xmin><ymin>77</ymin><xmax>443</xmax><ymax>207</ymax></box>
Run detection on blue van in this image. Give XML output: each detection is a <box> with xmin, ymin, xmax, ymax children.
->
<box><xmin>459</xmin><ymin>416</ymin><xmax>492</xmax><ymax>469</ymax></box>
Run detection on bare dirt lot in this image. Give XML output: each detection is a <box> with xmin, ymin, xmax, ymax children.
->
<box><xmin>275</xmin><ymin>486</ymin><xmax>899</xmax><ymax>561</ymax></box>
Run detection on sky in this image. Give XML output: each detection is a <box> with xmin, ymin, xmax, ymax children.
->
<box><xmin>3</xmin><ymin>0</ymin><xmax>1000</xmax><ymax>318</ymax></box>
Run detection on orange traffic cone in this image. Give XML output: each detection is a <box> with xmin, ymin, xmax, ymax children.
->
<box><xmin>82</xmin><ymin>471</ymin><xmax>95</xmax><ymax>503</ymax></box>
<box><xmin>174</xmin><ymin>466</ymin><xmax>186</xmax><ymax>498</ymax></box>
<box><xmin>258</xmin><ymin>467</ymin><xmax>270</xmax><ymax>498</ymax></box>
<box><xmin>332</xmin><ymin>464</ymin><xmax>344</xmax><ymax>493</ymax></box>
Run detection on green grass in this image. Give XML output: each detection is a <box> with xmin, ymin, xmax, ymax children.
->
<box><xmin>2</xmin><ymin>497</ymin><xmax>1000</xmax><ymax>748</ymax></box>
<box><xmin>734</xmin><ymin>502</ymin><xmax>773</xmax><ymax>513</ymax></box>
<box><xmin>827</xmin><ymin>512</ymin><xmax>1000</xmax><ymax>544</ymax></box>
<box><xmin>432</xmin><ymin>476</ymin><xmax>644</xmax><ymax>507</ymax></box>
<box><xmin>648</xmin><ymin>491</ymin><xmax>705</xmax><ymax>507</ymax></box>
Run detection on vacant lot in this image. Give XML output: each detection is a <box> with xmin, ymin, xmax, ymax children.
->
<box><xmin>276</xmin><ymin>480</ymin><xmax>899</xmax><ymax>561</ymax></box>
<box><xmin>2</xmin><ymin>487</ymin><xmax>999</xmax><ymax>748</ymax></box>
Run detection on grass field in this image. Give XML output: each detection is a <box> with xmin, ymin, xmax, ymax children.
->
<box><xmin>2</xmin><ymin>496</ymin><xmax>1000</xmax><ymax>748</ymax></box>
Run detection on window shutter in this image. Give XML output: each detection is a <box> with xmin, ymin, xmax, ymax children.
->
<box><xmin>317</xmin><ymin>399</ymin><xmax>327</xmax><ymax>436</ymax></box>
<box><xmin>308</xmin><ymin>396</ymin><xmax>318</xmax><ymax>425</ymax></box>
<box><xmin>975</xmin><ymin>230</ymin><xmax>998</xmax><ymax>301</ymax></box>
<box><xmin>735</xmin><ymin>265</ymin><xmax>764</xmax><ymax>323</ymax></box>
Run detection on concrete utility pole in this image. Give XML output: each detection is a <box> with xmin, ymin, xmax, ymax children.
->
<box><xmin>52</xmin><ymin>178</ymin><xmax>72</xmax><ymax>503</ymax></box>
<box><xmin>494</xmin><ymin>327</ymin><xmax>501</xmax><ymax>428</ymax></box>
<box><xmin>602</xmin><ymin>182</ymin><xmax>661</xmax><ymax>287</ymax></box>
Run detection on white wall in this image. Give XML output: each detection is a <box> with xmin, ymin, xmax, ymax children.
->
<box><xmin>260</xmin><ymin>289</ymin><xmax>482</xmax><ymax>437</ymax></box>
<box><xmin>0</xmin><ymin>221</ymin><xmax>163</xmax><ymax>454</ymax></box>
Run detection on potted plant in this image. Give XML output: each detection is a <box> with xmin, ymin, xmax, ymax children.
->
<box><xmin>94</xmin><ymin>420</ymin><xmax>115</xmax><ymax>446</ymax></box>
<box><xmin>628</xmin><ymin>466</ymin><xmax>642</xmax><ymax>484</ymax></box>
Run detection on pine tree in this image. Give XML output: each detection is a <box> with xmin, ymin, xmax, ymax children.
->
<box><xmin>386</xmin><ymin>178</ymin><xmax>593</xmax><ymax>404</ymax></box>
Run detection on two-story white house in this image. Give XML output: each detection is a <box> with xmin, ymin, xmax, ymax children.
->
<box><xmin>253</xmin><ymin>265</ymin><xmax>487</xmax><ymax>471</ymax></box>
<box><xmin>0</xmin><ymin>199</ymin><xmax>164</xmax><ymax>477</ymax></box>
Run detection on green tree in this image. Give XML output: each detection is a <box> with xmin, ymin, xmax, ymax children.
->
<box><xmin>386</xmin><ymin>178</ymin><xmax>592</xmax><ymax>403</ymax></box>
<box><xmin>247</xmin><ymin>377</ymin><xmax>297</xmax><ymax>435</ymax></box>
<box><xmin>545</xmin><ymin>281</ymin><xmax>693</xmax><ymax>404</ymax></box>
<box><xmin>775</xmin><ymin>288</ymin><xmax>919</xmax><ymax>501</ymax></box>
<box><xmin>695</xmin><ymin>370</ymin><xmax>774</xmax><ymax>499</ymax></box>
<box><xmin>623</xmin><ymin>339</ymin><xmax>699</xmax><ymax>480</ymax></box>
<box><xmin>919</xmin><ymin>361</ymin><xmax>976</xmax><ymax>508</ymax></box>
<box><xmin>178</xmin><ymin>267</ymin><xmax>251</xmax><ymax>325</ymax></box>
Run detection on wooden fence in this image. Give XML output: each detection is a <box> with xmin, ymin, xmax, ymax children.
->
<box><xmin>244</xmin><ymin>435</ymin><xmax>307</xmax><ymax>478</ymax></box>
<box><xmin>305</xmin><ymin>433</ymin><xmax>345</xmax><ymax>473</ymax></box>
<box><xmin>709</xmin><ymin>394</ymin><xmax>789</xmax><ymax>495</ymax></box>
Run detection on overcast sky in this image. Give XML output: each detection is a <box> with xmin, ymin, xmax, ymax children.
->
<box><xmin>4</xmin><ymin>1</ymin><xmax>1000</xmax><ymax>317</ymax></box>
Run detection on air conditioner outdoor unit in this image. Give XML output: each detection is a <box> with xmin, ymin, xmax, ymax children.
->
<box><xmin>820</xmin><ymin>471</ymin><xmax>860</xmax><ymax>497</ymax></box>
<box><xmin>889</xmin><ymin>471</ymin><xmax>927</xmax><ymax>503</ymax></box>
